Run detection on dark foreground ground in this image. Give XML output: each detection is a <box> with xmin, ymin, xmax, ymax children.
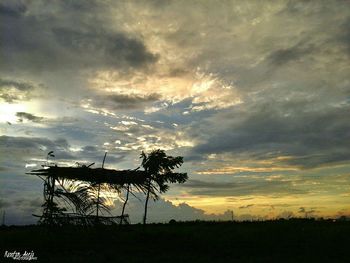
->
<box><xmin>1</xmin><ymin>219</ymin><xmax>350</xmax><ymax>263</ymax></box>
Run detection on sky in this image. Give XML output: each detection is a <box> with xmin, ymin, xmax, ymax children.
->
<box><xmin>0</xmin><ymin>0</ymin><xmax>349</xmax><ymax>225</ymax></box>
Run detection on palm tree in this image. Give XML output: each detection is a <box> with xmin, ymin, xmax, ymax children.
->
<box><xmin>55</xmin><ymin>183</ymin><xmax>108</xmax><ymax>214</ymax></box>
<box><xmin>140</xmin><ymin>149</ymin><xmax>187</xmax><ymax>225</ymax></box>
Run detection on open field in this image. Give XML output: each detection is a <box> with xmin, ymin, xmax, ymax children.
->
<box><xmin>1</xmin><ymin>219</ymin><xmax>350</xmax><ymax>263</ymax></box>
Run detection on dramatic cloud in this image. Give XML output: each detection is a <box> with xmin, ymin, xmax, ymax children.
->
<box><xmin>16</xmin><ymin>112</ymin><xmax>43</xmax><ymax>123</ymax></box>
<box><xmin>112</xmin><ymin>197</ymin><xmax>234</xmax><ymax>223</ymax></box>
<box><xmin>88</xmin><ymin>70</ymin><xmax>242</xmax><ymax>113</ymax></box>
<box><xmin>0</xmin><ymin>0</ymin><xmax>157</xmax><ymax>73</ymax></box>
<box><xmin>1</xmin><ymin>1</ymin><xmax>350</xmax><ymax>224</ymax></box>
<box><xmin>180</xmin><ymin>177</ymin><xmax>307</xmax><ymax>197</ymax></box>
<box><xmin>267</xmin><ymin>44</ymin><xmax>312</xmax><ymax>66</ymax></box>
<box><xmin>0</xmin><ymin>135</ymin><xmax>72</xmax><ymax>167</ymax></box>
<box><xmin>83</xmin><ymin>93</ymin><xmax>161</xmax><ymax>112</ymax></box>
<box><xmin>191</xmin><ymin>102</ymin><xmax>350</xmax><ymax>168</ymax></box>
<box><xmin>0</xmin><ymin>196</ymin><xmax>42</xmax><ymax>225</ymax></box>
<box><xmin>0</xmin><ymin>78</ymin><xmax>42</xmax><ymax>103</ymax></box>
<box><xmin>0</xmin><ymin>135</ymin><xmax>125</xmax><ymax>171</ymax></box>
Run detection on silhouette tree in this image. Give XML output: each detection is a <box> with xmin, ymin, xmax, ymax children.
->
<box><xmin>140</xmin><ymin>149</ymin><xmax>187</xmax><ymax>225</ymax></box>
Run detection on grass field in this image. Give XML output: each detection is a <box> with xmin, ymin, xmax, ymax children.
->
<box><xmin>1</xmin><ymin>219</ymin><xmax>349</xmax><ymax>262</ymax></box>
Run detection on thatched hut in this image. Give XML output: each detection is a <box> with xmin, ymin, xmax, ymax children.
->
<box><xmin>28</xmin><ymin>166</ymin><xmax>153</xmax><ymax>226</ymax></box>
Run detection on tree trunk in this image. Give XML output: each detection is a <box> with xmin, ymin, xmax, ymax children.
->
<box><xmin>48</xmin><ymin>175</ymin><xmax>55</xmax><ymax>225</ymax></box>
<box><xmin>96</xmin><ymin>152</ymin><xmax>107</xmax><ymax>224</ymax></box>
<box><xmin>143</xmin><ymin>179</ymin><xmax>152</xmax><ymax>225</ymax></box>
<box><xmin>121</xmin><ymin>183</ymin><xmax>130</xmax><ymax>224</ymax></box>
<box><xmin>96</xmin><ymin>184</ymin><xmax>101</xmax><ymax>219</ymax></box>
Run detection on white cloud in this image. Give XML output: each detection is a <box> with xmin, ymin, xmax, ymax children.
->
<box><xmin>88</xmin><ymin>69</ymin><xmax>242</xmax><ymax>113</ymax></box>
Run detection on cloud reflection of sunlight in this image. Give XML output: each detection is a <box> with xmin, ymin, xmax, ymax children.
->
<box><xmin>0</xmin><ymin>103</ymin><xmax>27</xmax><ymax>123</ymax></box>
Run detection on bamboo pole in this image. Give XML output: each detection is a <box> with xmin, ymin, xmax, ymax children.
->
<box><xmin>96</xmin><ymin>152</ymin><xmax>107</xmax><ymax>223</ymax></box>
<box><xmin>120</xmin><ymin>183</ymin><xmax>130</xmax><ymax>224</ymax></box>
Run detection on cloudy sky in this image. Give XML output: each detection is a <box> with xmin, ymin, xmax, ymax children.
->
<box><xmin>0</xmin><ymin>0</ymin><xmax>349</xmax><ymax>224</ymax></box>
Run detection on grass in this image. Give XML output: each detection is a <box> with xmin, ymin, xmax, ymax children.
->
<box><xmin>1</xmin><ymin>219</ymin><xmax>349</xmax><ymax>262</ymax></box>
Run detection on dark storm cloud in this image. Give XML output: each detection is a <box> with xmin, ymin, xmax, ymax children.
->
<box><xmin>51</xmin><ymin>27</ymin><xmax>158</xmax><ymax>68</ymax></box>
<box><xmin>16</xmin><ymin>112</ymin><xmax>43</xmax><ymax>123</ymax></box>
<box><xmin>0</xmin><ymin>78</ymin><xmax>35</xmax><ymax>91</ymax></box>
<box><xmin>89</xmin><ymin>93</ymin><xmax>161</xmax><ymax>110</ymax></box>
<box><xmin>192</xmin><ymin>101</ymin><xmax>350</xmax><ymax>168</ymax></box>
<box><xmin>338</xmin><ymin>17</ymin><xmax>350</xmax><ymax>55</ymax></box>
<box><xmin>0</xmin><ymin>78</ymin><xmax>41</xmax><ymax>102</ymax></box>
<box><xmin>108</xmin><ymin>93</ymin><xmax>161</xmax><ymax>108</ymax></box>
<box><xmin>0</xmin><ymin>1</ymin><xmax>26</xmax><ymax>17</ymax></box>
<box><xmin>267</xmin><ymin>44</ymin><xmax>311</xmax><ymax>66</ymax></box>
<box><xmin>0</xmin><ymin>196</ymin><xmax>43</xmax><ymax>225</ymax></box>
<box><xmin>167</xmin><ymin>68</ymin><xmax>190</xmax><ymax>77</ymax></box>
<box><xmin>180</xmin><ymin>178</ymin><xmax>306</xmax><ymax>197</ymax></box>
<box><xmin>0</xmin><ymin>135</ymin><xmax>73</xmax><ymax>161</ymax></box>
<box><xmin>0</xmin><ymin>199</ymin><xmax>11</xmax><ymax>209</ymax></box>
<box><xmin>79</xmin><ymin>145</ymin><xmax>125</xmax><ymax>164</ymax></box>
<box><xmin>11</xmin><ymin>197</ymin><xmax>42</xmax><ymax>209</ymax></box>
<box><xmin>82</xmin><ymin>145</ymin><xmax>98</xmax><ymax>153</ymax></box>
<box><xmin>0</xmin><ymin>0</ymin><xmax>157</xmax><ymax>72</ymax></box>
<box><xmin>0</xmin><ymin>135</ymin><xmax>125</xmax><ymax>168</ymax></box>
<box><xmin>58</xmin><ymin>0</ymin><xmax>100</xmax><ymax>12</ymax></box>
<box><xmin>0</xmin><ymin>135</ymin><xmax>64</xmax><ymax>149</ymax></box>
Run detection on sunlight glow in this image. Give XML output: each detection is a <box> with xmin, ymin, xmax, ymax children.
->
<box><xmin>196</xmin><ymin>165</ymin><xmax>299</xmax><ymax>175</ymax></box>
<box><xmin>0</xmin><ymin>103</ymin><xmax>27</xmax><ymax>123</ymax></box>
<box><xmin>168</xmin><ymin>194</ymin><xmax>350</xmax><ymax>219</ymax></box>
<box><xmin>89</xmin><ymin>69</ymin><xmax>242</xmax><ymax>113</ymax></box>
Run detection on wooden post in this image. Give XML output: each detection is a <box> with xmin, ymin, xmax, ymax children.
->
<box><xmin>143</xmin><ymin>177</ymin><xmax>152</xmax><ymax>225</ymax></box>
<box><xmin>121</xmin><ymin>183</ymin><xmax>130</xmax><ymax>224</ymax></box>
<box><xmin>96</xmin><ymin>152</ymin><xmax>107</xmax><ymax>223</ymax></box>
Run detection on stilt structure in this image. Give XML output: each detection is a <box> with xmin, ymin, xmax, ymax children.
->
<box><xmin>28</xmin><ymin>164</ymin><xmax>156</xmax><ymax>226</ymax></box>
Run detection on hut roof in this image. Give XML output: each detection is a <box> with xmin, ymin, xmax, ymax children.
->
<box><xmin>27</xmin><ymin>166</ymin><xmax>148</xmax><ymax>185</ymax></box>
